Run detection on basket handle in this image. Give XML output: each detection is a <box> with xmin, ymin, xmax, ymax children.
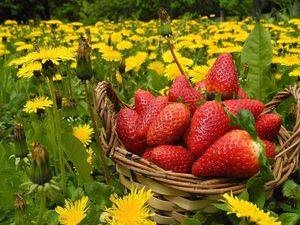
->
<box><xmin>263</xmin><ymin>85</ymin><xmax>300</xmax><ymax>159</ymax></box>
<box><xmin>264</xmin><ymin>85</ymin><xmax>300</xmax><ymax>131</ymax></box>
<box><xmin>95</xmin><ymin>81</ymin><xmax>125</xmax><ymax>156</ymax></box>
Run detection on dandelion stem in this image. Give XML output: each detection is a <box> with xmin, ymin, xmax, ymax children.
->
<box><xmin>67</xmin><ymin>72</ymin><xmax>73</xmax><ymax>97</ymax></box>
<box><xmin>47</xmin><ymin>78</ymin><xmax>66</xmax><ymax>189</ymax></box>
<box><xmin>84</xmin><ymin>81</ymin><xmax>111</xmax><ymax>184</ymax></box>
<box><xmin>166</xmin><ymin>38</ymin><xmax>186</xmax><ymax>77</ymax></box>
<box><xmin>35</xmin><ymin>190</ymin><xmax>46</xmax><ymax>225</ymax></box>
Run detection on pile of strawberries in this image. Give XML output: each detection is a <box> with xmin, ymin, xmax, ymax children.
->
<box><xmin>116</xmin><ymin>53</ymin><xmax>282</xmax><ymax>178</ymax></box>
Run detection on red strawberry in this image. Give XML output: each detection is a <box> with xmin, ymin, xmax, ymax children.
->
<box><xmin>147</xmin><ymin>103</ymin><xmax>191</xmax><ymax>146</ymax></box>
<box><xmin>134</xmin><ymin>89</ymin><xmax>155</xmax><ymax>114</ymax></box>
<box><xmin>224</xmin><ymin>99</ymin><xmax>264</xmax><ymax>119</ymax></box>
<box><xmin>170</xmin><ymin>74</ymin><xmax>191</xmax><ymax>90</ymax></box>
<box><xmin>192</xmin><ymin>130</ymin><xmax>262</xmax><ymax>178</ymax></box>
<box><xmin>116</xmin><ymin>108</ymin><xmax>148</xmax><ymax>156</ymax></box>
<box><xmin>169</xmin><ymin>75</ymin><xmax>205</xmax><ymax>113</ymax></box>
<box><xmin>205</xmin><ymin>52</ymin><xmax>239</xmax><ymax>98</ymax></box>
<box><xmin>186</xmin><ymin>101</ymin><xmax>231</xmax><ymax>156</ymax></box>
<box><xmin>143</xmin><ymin>145</ymin><xmax>196</xmax><ymax>173</ymax></box>
<box><xmin>237</xmin><ymin>87</ymin><xmax>249</xmax><ymax>99</ymax></box>
<box><xmin>262</xmin><ymin>140</ymin><xmax>276</xmax><ymax>158</ymax></box>
<box><xmin>194</xmin><ymin>80</ymin><xmax>206</xmax><ymax>94</ymax></box>
<box><xmin>136</xmin><ymin>96</ymin><xmax>168</xmax><ymax>139</ymax></box>
<box><xmin>256</xmin><ymin>113</ymin><xmax>282</xmax><ymax>141</ymax></box>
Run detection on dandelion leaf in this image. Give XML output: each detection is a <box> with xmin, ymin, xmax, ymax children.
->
<box><xmin>241</xmin><ymin>22</ymin><xmax>275</xmax><ymax>102</ymax></box>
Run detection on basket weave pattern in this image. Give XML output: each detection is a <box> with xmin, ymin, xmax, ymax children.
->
<box><xmin>96</xmin><ymin>81</ymin><xmax>300</xmax><ymax>224</ymax></box>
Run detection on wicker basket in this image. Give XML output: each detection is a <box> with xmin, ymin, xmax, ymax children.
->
<box><xmin>96</xmin><ymin>81</ymin><xmax>300</xmax><ymax>225</ymax></box>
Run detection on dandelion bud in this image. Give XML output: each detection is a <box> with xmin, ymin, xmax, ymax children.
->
<box><xmin>14</xmin><ymin>192</ymin><xmax>26</xmax><ymax>209</ymax></box>
<box><xmin>14</xmin><ymin>124</ymin><xmax>29</xmax><ymax>158</ymax></box>
<box><xmin>15</xmin><ymin>192</ymin><xmax>26</xmax><ymax>225</ymax></box>
<box><xmin>158</xmin><ymin>8</ymin><xmax>172</xmax><ymax>37</ymax></box>
<box><xmin>76</xmin><ymin>37</ymin><xmax>93</xmax><ymax>81</ymax></box>
<box><xmin>118</xmin><ymin>60</ymin><xmax>126</xmax><ymax>74</ymax></box>
<box><xmin>29</xmin><ymin>142</ymin><xmax>52</xmax><ymax>185</ymax></box>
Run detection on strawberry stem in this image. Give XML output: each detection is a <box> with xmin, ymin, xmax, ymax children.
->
<box><xmin>166</xmin><ymin>38</ymin><xmax>187</xmax><ymax>77</ymax></box>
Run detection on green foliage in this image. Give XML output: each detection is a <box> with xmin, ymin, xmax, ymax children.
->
<box><xmin>282</xmin><ymin>180</ymin><xmax>300</xmax><ymax>200</ymax></box>
<box><xmin>279</xmin><ymin>213</ymin><xmax>300</xmax><ymax>225</ymax></box>
<box><xmin>219</xmin><ymin>0</ymin><xmax>252</xmax><ymax>18</ymax></box>
<box><xmin>241</xmin><ymin>22</ymin><xmax>275</xmax><ymax>102</ymax></box>
<box><xmin>61</xmin><ymin>132</ymin><xmax>93</xmax><ymax>183</ymax></box>
<box><xmin>245</xmin><ymin>177</ymin><xmax>265</xmax><ymax>208</ymax></box>
<box><xmin>181</xmin><ymin>218</ymin><xmax>203</xmax><ymax>225</ymax></box>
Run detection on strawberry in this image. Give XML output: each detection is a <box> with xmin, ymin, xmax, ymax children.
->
<box><xmin>136</xmin><ymin>96</ymin><xmax>168</xmax><ymax>139</ymax></box>
<box><xmin>224</xmin><ymin>99</ymin><xmax>264</xmax><ymax>119</ymax></box>
<box><xmin>116</xmin><ymin>108</ymin><xmax>148</xmax><ymax>156</ymax></box>
<box><xmin>168</xmin><ymin>75</ymin><xmax>205</xmax><ymax>113</ymax></box>
<box><xmin>256</xmin><ymin>113</ymin><xmax>282</xmax><ymax>141</ymax></box>
<box><xmin>237</xmin><ymin>87</ymin><xmax>249</xmax><ymax>99</ymax></box>
<box><xmin>192</xmin><ymin>130</ymin><xmax>262</xmax><ymax>178</ymax></box>
<box><xmin>205</xmin><ymin>52</ymin><xmax>239</xmax><ymax>98</ymax></box>
<box><xmin>262</xmin><ymin>140</ymin><xmax>276</xmax><ymax>158</ymax></box>
<box><xmin>147</xmin><ymin>103</ymin><xmax>191</xmax><ymax>146</ymax></box>
<box><xmin>186</xmin><ymin>101</ymin><xmax>231</xmax><ymax>156</ymax></box>
<box><xmin>143</xmin><ymin>145</ymin><xmax>196</xmax><ymax>173</ymax></box>
<box><xmin>134</xmin><ymin>89</ymin><xmax>155</xmax><ymax>114</ymax></box>
<box><xmin>194</xmin><ymin>80</ymin><xmax>206</xmax><ymax>94</ymax></box>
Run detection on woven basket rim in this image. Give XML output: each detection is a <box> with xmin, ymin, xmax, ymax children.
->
<box><xmin>96</xmin><ymin>81</ymin><xmax>300</xmax><ymax>195</ymax></box>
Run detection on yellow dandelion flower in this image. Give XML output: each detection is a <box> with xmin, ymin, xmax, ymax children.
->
<box><xmin>274</xmin><ymin>73</ymin><xmax>282</xmax><ymax>80</ymax></box>
<box><xmin>162</xmin><ymin>50</ymin><xmax>180</xmax><ymax>63</ymax></box>
<box><xmin>53</xmin><ymin>73</ymin><xmax>62</xmax><ymax>81</ymax></box>
<box><xmin>289</xmin><ymin>67</ymin><xmax>300</xmax><ymax>77</ymax></box>
<box><xmin>45</xmin><ymin>20</ymin><xmax>63</xmax><ymax>26</ymax></box>
<box><xmin>159</xmin><ymin>86</ymin><xmax>169</xmax><ymax>96</ymax></box>
<box><xmin>0</xmin><ymin>48</ymin><xmax>10</xmax><ymax>57</ymax></box>
<box><xmin>164</xmin><ymin>63</ymin><xmax>186</xmax><ymax>81</ymax></box>
<box><xmin>272</xmin><ymin>55</ymin><xmax>300</xmax><ymax>66</ymax></box>
<box><xmin>70</xmin><ymin>62</ymin><xmax>77</xmax><ymax>69</ymax></box>
<box><xmin>17</xmin><ymin>62</ymin><xmax>42</xmax><ymax>78</ymax></box>
<box><xmin>86</xmin><ymin>147</ymin><xmax>93</xmax><ymax>165</ymax></box>
<box><xmin>116</xmin><ymin>41</ymin><xmax>133</xmax><ymax>51</ymax></box>
<box><xmin>23</xmin><ymin>96</ymin><xmax>53</xmax><ymax>113</ymax></box>
<box><xmin>148</xmin><ymin>61</ymin><xmax>164</xmax><ymax>75</ymax></box>
<box><xmin>130</xmin><ymin>34</ymin><xmax>143</xmax><ymax>42</ymax></box>
<box><xmin>16</xmin><ymin>44</ymin><xmax>33</xmax><ymax>52</ymax></box>
<box><xmin>222</xmin><ymin>193</ymin><xmax>281</xmax><ymax>225</ymax></box>
<box><xmin>149</xmin><ymin>52</ymin><xmax>156</xmax><ymax>60</ymax></box>
<box><xmin>72</xmin><ymin>124</ymin><xmax>94</xmax><ymax>147</ymax></box>
<box><xmin>125</xmin><ymin>52</ymin><xmax>147</xmax><ymax>72</ymax></box>
<box><xmin>4</xmin><ymin>20</ymin><xmax>17</xmax><ymax>25</ymax></box>
<box><xmin>188</xmin><ymin>65</ymin><xmax>209</xmax><ymax>83</ymax></box>
<box><xmin>111</xmin><ymin>32</ymin><xmax>123</xmax><ymax>43</ymax></box>
<box><xmin>105</xmin><ymin>186</ymin><xmax>155</xmax><ymax>225</ymax></box>
<box><xmin>116</xmin><ymin>72</ymin><xmax>122</xmax><ymax>84</ymax></box>
<box><xmin>135</xmin><ymin>28</ymin><xmax>145</xmax><ymax>35</ymax></box>
<box><xmin>55</xmin><ymin>196</ymin><xmax>89</xmax><ymax>225</ymax></box>
<box><xmin>101</xmin><ymin>50</ymin><xmax>122</xmax><ymax>62</ymax></box>
<box><xmin>177</xmin><ymin>56</ymin><xmax>193</xmax><ymax>67</ymax></box>
<box><xmin>9</xmin><ymin>47</ymin><xmax>75</xmax><ymax>67</ymax></box>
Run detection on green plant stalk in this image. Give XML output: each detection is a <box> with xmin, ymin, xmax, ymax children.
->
<box><xmin>67</xmin><ymin>72</ymin><xmax>74</xmax><ymax>98</ymax></box>
<box><xmin>46</xmin><ymin>112</ymin><xmax>59</xmax><ymax>175</ymax></box>
<box><xmin>47</xmin><ymin>78</ymin><xmax>66</xmax><ymax>188</ymax></box>
<box><xmin>35</xmin><ymin>190</ymin><xmax>46</xmax><ymax>225</ymax></box>
<box><xmin>84</xmin><ymin>81</ymin><xmax>111</xmax><ymax>184</ymax></box>
<box><xmin>166</xmin><ymin>38</ymin><xmax>187</xmax><ymax>77</ymax></box>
